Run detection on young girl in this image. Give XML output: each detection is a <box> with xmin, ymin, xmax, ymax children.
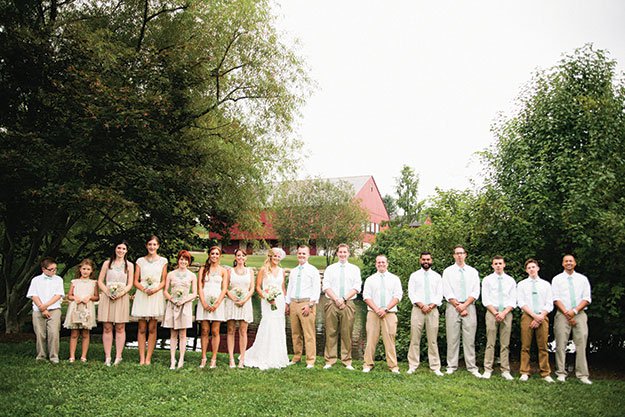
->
<box><xmin>196</xmin><ymin>246</ymin><xmax>229</xmax><ymax>368</ymax></box>
<box><xmin>131</xmin><ymin>235</ymin><xmax>168</xmax><ymax>365</ymax></box>
<box><xmin>225</xmin><ymin>249</ymin><xmax>255</xmax><ymax>368</ymax></box>
<box><xmin>162</xmin><ymin>250</ymin><xmax>197</xmax><ymax>369</ymax></box>
<box><xmin>64</xmin><ymin>259</ymin><xmax>99</xmax><ymax>362</ymax></box>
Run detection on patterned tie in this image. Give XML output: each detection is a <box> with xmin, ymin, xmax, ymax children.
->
<box><xmin>339</xmin><ymin>264</ymin><xmax>346</xmax><ymax>298</ymax></box>
<box><xmin>379</xmin><ymin>273</ymin><xmax>386</xmax><ymax>307</ymax></box>
<box><xmin>459</xmin><ymin>268</ymin><xmax>467</xmax><ymax>301</ymax></box>
<box><xmin>497</xmin><ymin>275</ymin><xmax>504</xmax><ymax>312</ymax></box>
<box><xmin>531</xmin><ymin>279</ymin><xmax>540</xmax><ymax>314</ymax></box>
<box><xmin>295</xmin><ymin>265</ymin><xmax>303</xmax><ymax>298</ymax></box>
<box><xmin>423</xmin><ymin>270</ymin><xmax>431</xmax><ymax>305</ymax></box>
<box><xmin>568</xmin><ymin>275</ymin><xmax>577</xmax><ymax>310</ymax></box>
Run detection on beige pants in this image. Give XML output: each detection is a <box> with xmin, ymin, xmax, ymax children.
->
<box><xmin>363</xmin><ymin>311</ymin><xmax>398</xmax><ymax>371</ymax></box>
<box><xmin>323</xmin><ymin>300</ymin><xmax>355</xmax><ymax>366</ymax></box>
<box><xmin>407</xmin><ymin>306</ymin><xmax>441</xmax><ymax>370</ymax></box>
<box><xmin>520</xmin><ymin>313</ymin><xmax>551</xmax><ymax>377</ymax></box>
<box><xmin>32</xmin><ymin>309</ymin><xmax>62</xmax><ymax>362</ymax></box>
<box><xmin>290</xmin><ymin>301</ymin><xmax>316</xmax><ymax>365</ymax></box>
<box><xmin>445</xmin><ymin>303</ymin><xmax>478</xmax><ymax>372</ymax></box>
<box><xmin>483</xmin><ymin>311</ymin><xmax>512</xmax><ymax>373</ymax></box>
<box><xmin>554</xmin><ymin>311</ymin><xmax>589</xmax><ymax>379</ymax></box>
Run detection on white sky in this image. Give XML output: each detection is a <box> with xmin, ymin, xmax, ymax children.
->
<box><xmin>273</xmin><ymin>0</ymin><xmax>625</xmax><ymax>199</ymax></box>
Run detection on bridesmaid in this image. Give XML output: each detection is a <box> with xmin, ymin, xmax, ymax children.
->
<box><xmin>131</xmin><ymin>235</ymin><xmax>168</xmax><ymax>365</ymax></box>
<box><xmin>196</xmin><ymin>246</ymin><xmax>229</xmax><ymax>368</ymax></box>
<box><xmin>97</xmin><ymin>241</ymin><xmax>134</xmax><ymax>366</ymax></box>
<box><xmin>225</xmin><ymin>249</ymin><xmax>255</xmax><ymax>368</ymax></box>
<box><xmin>162</xmin><ymin>250</ymin><xmax>197</xmax><ymax>369</ymax></box>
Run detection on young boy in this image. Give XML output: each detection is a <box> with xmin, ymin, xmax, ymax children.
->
<box><xmin>26</xmin><ymin>257</ymin><xmax>65</xmax><ymax>363</ymax></box>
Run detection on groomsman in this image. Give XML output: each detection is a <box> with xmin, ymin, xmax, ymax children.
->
<box><xmin>406</xmin><ymin>252</ymin><xmax>444</xmax><ymax>376</ymax></box>
<box><xmin>362</xmin><ymin>255</ymin><xmax>403</xmax><ymax>374</ymax></box>
<box><xmin>552</xmin><ymin>254</ymin><xmax>592</xmax><ymax>384</ymax></box>
<box><xmin>442</xmin><ymin>245</ymin><xmax>482</xmax><ymax>378</ymax></box>
<box><xmin>285</xmin><ymin>245</ymin><xmax>321</xmax><ymax>368</ymax></box>
<box><xmin>322</xmin><ymin>244</ymin><xmax>362</xmax><ymax>370</ymax></box>
<box><xmin>481</xmin><ymin>256</ymin><xmax>516</xmax><ymax>380</ymax></box>
<box><xmin>517</xmin><ymin>258</ymin><xmax>554</xmax><ymax>382</ymax></box>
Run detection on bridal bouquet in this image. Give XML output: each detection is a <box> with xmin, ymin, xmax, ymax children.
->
<box><xmin>207</xmin><ymin>296</ymin><xmax>217</xmax><ymax>308</ymax></box>
<box><xmin>173</xmin><ymin>287</ymin><xmax>185</xmax><ymax>303</ymax></box>
<box><xmin>143</xmin><ymin>276</ymin><xmax>155</xmax><ymax>289</ymax></box>
<box><xmin>232</xmin><ymin>287</ymin><xmax>246</xmax><ymax>301</ymax></box>
<box><xmin>264</xmin><ymin>286</ymin><xmax>281</xmax><ymax>311</ymax></box>
<box><xmin>107</xmin><ymin>282</ymin><xmax>122</xmax><ymax>298</ymax></box>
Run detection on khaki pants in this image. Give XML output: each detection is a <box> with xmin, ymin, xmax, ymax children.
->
<box><xmin>483</xmin><ymin>311</ymin><xmax>512</xmax><ymax>373</ymax></box>
<box><xmin>290</xmin><ymin>301</ymin><xmax>316</xmax><ymax>365</ymax></box>
<box><xmin>554</xmin><ymin>311</ymin><xmax>589</xmax><ymax>379</ymax></box>
<box><xmin>323</xmin><ymin>300</ymin><xmax>355</xmax><ymax>366</ymax></box>
<box><xmin>407</xmin><ymin>306</ymin><xmax>441</xmax><ymax>370</ymax></box>
<box><xmin>32</xmin><ymin>309</ymin><xmax>62</xmax><ymax>362</ymax></box>
<box><xmin>520</xmin><ymin>313</ymin><xmax>551</xmax><ymax>377</ymax></box>
<box><xmin>363</xmin><ymin>311</ymin><xmax>398</xmax><ymax>371</ymax></box>
<box><xmin>445</xmin><ymin>303</ymin><xmax>478</xmax><ymax>372</ymax></box>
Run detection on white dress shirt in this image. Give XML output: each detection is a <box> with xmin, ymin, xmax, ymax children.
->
<box><xmin>322</xmin><ymin>261</ymin><xmax>362</xmax><ymax>300</ymax></box>
<box><xmin>481</xmin><ymin>272</ymin><xmax>517</xmax><ymax>310</ymax></box>
<box><xmin>26</xmin><ymin>273</ymin><xmax>65</xmax><ymax>311</ymax></box>
<box><xmin>442</xmin><ymin>264</ymin><xmax>480</xmax><ymax>303</ymax></box>
<box><xmin>408</xmin><ymin>268</ymin><xmax>443</xmax><ymax>306</ymax></box>
<box><xmin>517</xmin><ymin>276</ymin><xmax>553</xmax><ymax>314</ymax></box>
<box><xmin>552</xmin><ymin>271</ymin><xmax>591</xmax><ymax>310</ymax></box>
<box><xmin>362</xmin><ymin>271</ymin><xmax>403</xmax><ymax>312</ymax></box>
<box><xmin>285</xmin><ymin>262</ymin><xmax>321</xmax><ymax>304</ymax></box>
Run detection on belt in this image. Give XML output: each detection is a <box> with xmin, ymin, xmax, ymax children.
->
<box><xmin>291</xmin><ymin>298</ymin><xmax>310</xmax><ymax>303</ymax></box>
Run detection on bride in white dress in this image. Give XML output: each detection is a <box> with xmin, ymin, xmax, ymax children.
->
<box><xmin>245</xmin><ymin>248</ymin><xmax>289</xmax><ymax>369</ymax></box>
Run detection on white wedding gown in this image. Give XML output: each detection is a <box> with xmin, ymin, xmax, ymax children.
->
<box><xmin>244</xmin><ymin>268</ymin><xmax>289</xmax><ymax>369</ymax></box>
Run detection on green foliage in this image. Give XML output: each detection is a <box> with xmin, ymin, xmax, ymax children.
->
<box><xmin>382</xmin><ymin>194</ymin><xmax>398</xmax><ymax>219</ymax></box>
<box><xmin>394</xmin><ymin>165</ymin><xmax>424</xmax><ymax>225</ymax></box>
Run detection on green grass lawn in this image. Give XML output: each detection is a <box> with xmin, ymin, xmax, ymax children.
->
<box><xmin>1</xmin><ymin>340</ymin><xmax>622</xmax><ymax>417</ymax></box>
<box><xmin>191</xmin><ymin>253</ymin><xmax>364</xmax><ymax>270</ymax></box>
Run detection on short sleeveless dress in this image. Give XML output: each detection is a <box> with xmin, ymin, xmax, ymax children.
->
<box><xmin>64</xmin><ymin>279</ymin><xmax>97</xmax><ymax>330</ymax></box>
<box><xmin>162</xmin><ymin>269</ymin><xmax>196</xmax><ymax>329</ymax></box>
<box><xmin>131</xmin><ymin>256</ymin><xmax>167</xmax><ymax>320</ymax></box>
<box><xmin>97</xmin><ymin>261</ymin><xmax>132</xmax><ymax>323</ymax></box>
<box><xmin>225</xmin><ymin>267</ymin><xmax>254</xmax><ymax>323</ymax></box>
<box><xmin>196</xmin><ymin>269</ymin><xmax>226</xmax><ymax>321</ymax></box>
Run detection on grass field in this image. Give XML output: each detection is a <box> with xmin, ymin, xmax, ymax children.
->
<box><xmin>0</xmin><ymin>340</ymin><xmax>622</xmax><ymax>417</ymax></box>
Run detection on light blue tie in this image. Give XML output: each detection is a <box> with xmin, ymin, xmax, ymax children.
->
<box><xmin>339</xmin><ymin>264</ymin><xmax>346</xmax><ymax>298</ymax></box>
<box><xmin>379</xmin><ymin>273</ymin><xmax>386</xmax><ymax>308</ymax></box>
<box><xmin>295</xmin><ymin>266</ymin><xmax>303</xmax><ymax>298</ymax></box>
<box><xmin>568</xmin><ymin>275</ymin><xmax>577</xmax><ymax>310</ymax></box>
<box><xmin>423</xmin><ymin>271</ymin><xmax>431</xmax><ymax>305</ymax></box>
<box><xmin>497</xmin><ymin>275</ymin><xmax>504</xmax><ymax>312</ymax></box>
<box><xmin>459</xmin><ymin>268</ymin><xmax>467</xmax><ymax>301</ymax></box>
<box><xmin>531</xmin><ymin>279</ymin><xmax>540</xmax><ymax>314</ymax></box>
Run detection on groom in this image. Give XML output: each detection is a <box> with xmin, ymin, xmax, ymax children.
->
<box><xmin>285</xmin><ymin>245</ymin><xmax>321</xmax><ymax>368</ymax></box>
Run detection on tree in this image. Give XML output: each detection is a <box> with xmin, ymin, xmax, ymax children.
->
<box><xmin>394</xmin><ymin>165</ymin><xmax>423</xmax><ymax>225</ymax></box>
<box><xmin>271</xmin><ymin>179</ymin><xmax>369</xmax><ymax>266</ymax></box>
<box><xmin>0</xmin><ymin>0</ymin><xmax>310</xmax><ymax>332</ymax></box>
<box><xmin>382</xmin><ymin>194</ymin><xmax>398</xmax><ymax>220</ymax></box>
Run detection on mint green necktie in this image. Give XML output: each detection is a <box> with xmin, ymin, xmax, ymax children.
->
<box><xmin>497</xmin><ymin>275</ymin><xmax>504</xmax><ymax>312</ymax></box>
<box><xmin>567</xmin><ymin>275</ymin><xmax>577</xmax><ymax>310</ymax></box>
<box><xmin>423</xmin><ymin>271</ymin><xmax>431</xmax><ymax>305</ymax></box>
<box><xmin>531</xmin><ymin>279</ymin><xmax>540</xmax><ymax>314</ymax></box>
<box><xmin>339</xmin><ymin>264</ymin><xmax>346</xmax><ymax>298</ymax></box>
<box><xmin>379</xmin><ymin>273</ymin><xmax>386</xmax><ymax>307</ymax></box>
<box><xmin>295</xmin><ymin>266</ymin><xmax>303</xmax><ymax>298</ymax></box>
<box><xmin>459</xmin><ymin>268</ymin><xmax>467</xmax><ymax>301</ymax></box>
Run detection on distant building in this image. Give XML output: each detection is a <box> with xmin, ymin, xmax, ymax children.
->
<box><xmin>212</xmin><ymin>175</ymin><xmax>389</xmax><ymax>255</ymax></box>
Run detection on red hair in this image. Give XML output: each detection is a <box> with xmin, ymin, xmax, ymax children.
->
<box><xmin>178</xmin><ymin>250</ymin><xmax>191</xmax><ymax>263</ymax></box>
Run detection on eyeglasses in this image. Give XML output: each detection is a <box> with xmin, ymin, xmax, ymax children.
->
<box><xmin>44</xmin><ymin>266</ymin><xmax>57</xmax><ymax>272</ymax></box>
<box><xmin>454</xmin><ymin>252</ymin><xmax>466</xmax><ymax>255</ymax></box>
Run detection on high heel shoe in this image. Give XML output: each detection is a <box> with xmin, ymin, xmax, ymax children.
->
<box><xmin>229</xmin><ymin>359</ymin><xmax>236</xmax><ymax>369</ymax></box>
<box><xmin>114</xmin><ymin>357</ymin><xmax>123</xmax><ymax>366</ymax></box>
<box><xmin>210</xmin><ymin>359</ymin><xmax>217</xmax><ymax>369</ymax></box>
<box><xmin>104</xmin><ymin>358</ymin><xmax>111</xmax><ymax>367</ymax></box>
<box><xmin>199</xmin><ymin>357</ymin><xmax>207</xmax><ymax>369</ymax></box>
<box><xmin>238</xmin><ymin>361</ymin><xmax>245</xmax><ymax>369</ymax></box>
<box><xmin>170</xmin><ymin>361</ymin><xmax>176</xmax><ymax>370</ymax></box>
<box><xmin>69</xmin><ymin>358</ymin><xmax>75</xmax><ymax>363</ymax></box>
<box><xmin>80</xmin><ymin>357</ymin><xmax>87</xmax><ymax>363</ymax></box>
<box><xmin>177</xmin><ymin>359</ymin><xmax>184</xmax><ymax>369</ymax></box>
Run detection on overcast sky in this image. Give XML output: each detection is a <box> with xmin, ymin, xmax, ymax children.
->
<box><xmin>273</xmin><ymin>0</ymin><xmax>625</xmax><ymax>200</ymax></box>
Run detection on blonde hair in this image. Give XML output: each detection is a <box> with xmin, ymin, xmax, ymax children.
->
<box><xmin>75</xmin><ymin>258</ymin><xmax>96</xmax><ymax>279</ymax></box>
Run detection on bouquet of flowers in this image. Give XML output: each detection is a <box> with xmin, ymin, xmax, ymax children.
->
<box><xmin>264</xmin><ymin>286</ymin><xmax>281</xmax><ymax>311</ymax></box>
<box><xmin>232</xmin><ymin>287</ymin><xmax>246</xmax><ymax>301</ymax></box>
<box><xmin>143</xmin><ymin>276</ymin><xmax>155</xmax><ymax>289</ymax></box>
<box><xmin>207</xmin><ymin>296</ymin><xmax>217</xmax><ymax>308</ymax></box>
<box><xmin>107</xmin><ymin>282</ymin><xmax>122</xmax><ymax>298</ymax></box>
<box><xmin>173</xmin><ymin>287</ymin><xmax>185</xmax><ymax>303</ymax></box>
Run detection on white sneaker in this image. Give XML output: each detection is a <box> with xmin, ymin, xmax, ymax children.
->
<box><xmin>287</xmin><ymin>361</ymin><xmax>297</xmax><ymax>366</ymax></box>
<box><xmin>434</xmin><ymin>370</ymin><xmax>444</xmax><ymax>376</ymax></box>
<box><xmin>446</xmin><ymin>368</ymin><xmax>455</xmax><ymax>375</ymax></box>
<box><xmin>579</xmin><ymin>377</ymin><xmax>593</xmax><ymax>385</ymax></box>
<box><xmin>519</xmin><ymin>374</ymin><xmax>529</xmax><ymax>381</ymax></box>
<box><xmin>323</xmin><ymin>364</ymin><xmax>332</xmax><ymax>369</ymax></box>
<box><xmin>306</xmin><ymin>364</ymin><xmax>314</xmax><ymax>369</ymax></box>
<box><xmin>543</xmin><ymin>376</ymin><xmax>554</xmax><ymax>383</ymax></box>
<box><xmin>557</xmin><ymin>375</ymin><xmax>566</xmax><ymax>382</ymax></box>
<box><xmin>470</xmin><ymin>370</ymin><xmax>483</xmax><ymax>379</ymax></box>
<box><xmin>501</xmin><ymin>372</ymin><xmax>514</xmax><ymax>381</ymax></box>
<box><xmin>482</xmin><ymin>371</ymin><xmax>492</xmax><ymax>379</ymax></box>
<box><xmin>406</xmin><ymin>367</ymin><xmax>416</xmax><ymax>375</ymax></box>
<box><xmin>362</xmin><ymin>367</ymin><xmax>371</xmax><ymax>373</ymax></box>
<box><xmin>345</xmin><ymin>365</ymin><xmax>355</xmax><ymax>371</ymax></box>
<box><xmin>391</xmin><ymin>368</ymin><xmax>400</xmax><ymax>374</ymax></box>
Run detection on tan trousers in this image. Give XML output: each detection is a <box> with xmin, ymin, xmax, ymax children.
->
<box><xmin>364</xmin><ymin>311</ymin><xmax>398</xmax><ymax>370</ymax></box>
<box><xmin>445</xmin><ymin>303</ymin><xmax>478</xmax><ymax>372</ymax></box>
<box><xmin>520</xmin><ymin>313</ymin><xmax>551</xmax><ymax>377</ymax></box>
<box><xmin>290</xmin><ymin>301</ymin><xmax>316</xmax><ymax>365</ymax></box>
<box><xmin>407</xmin><ymin>306</ymin><xmax>441</xmax><ymax>370</ymax></box>
<box><xmin>32</xmin><ymin>309</ymin><xmax>62</xmax><ymax>362</ymax></box>
<box><xmin>554</xmin><ymin>311</ymin><xmax>589</xmax><ymax>379</ymax></box>
<box><xmin>483</xmin><ymin>311</ymin><xmax>512</xmax><ymax>373</ymax></box>
<box><xmin>323</xmin><ymin>300</ymin><xmax>355</xmax><ymax>366</ymax></box>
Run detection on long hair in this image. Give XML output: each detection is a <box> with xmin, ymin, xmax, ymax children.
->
<box><xmin>263</xmin><ymin>248</ymin><xmax>284</xmax><ymax>275</ymax></box>
<box><xmin>233</xmin><ymin>248</ymin><xmax>247</xmax><ymax>267</ymax></box>
<box><xmin>202</xmin><ymin>246</ymin><xmax>222</xmax><ymax>279</ymax></box>
<box><xmin>108</xmin><ymin>241</ymin><xmax>129</xmax><ymax>273</ymax></box>
<box><xmin>75</xmin><ymin>258</ymin><xmax>96</xmax><ymax>279</ymax></box>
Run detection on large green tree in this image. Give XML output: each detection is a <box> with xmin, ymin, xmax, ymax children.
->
<box><xmin>0</xmin><ymin>0</ymin><xmax>309</xmax><ymax>332</ymax></box>
<box><xmin>394</xmin><ymin>165</ymin><xmax>423</xmax><ymax>226</ymax></box>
